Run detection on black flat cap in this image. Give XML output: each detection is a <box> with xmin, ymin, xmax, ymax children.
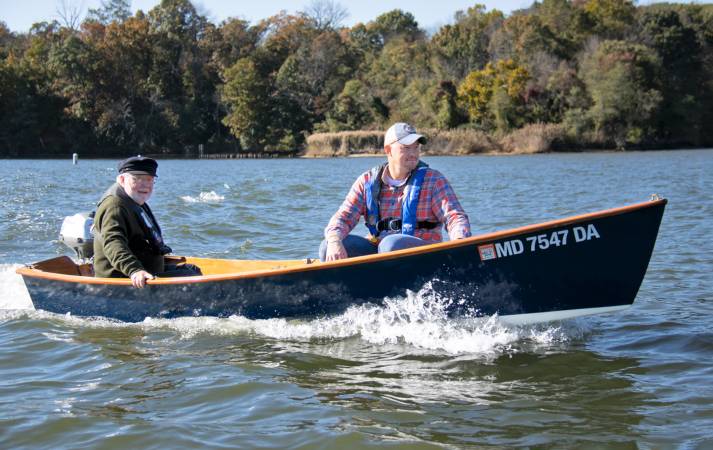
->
<box><xmin>117</xmin><ymin>156</ymin><xmax>158</xmax><ymax>177</ymax></box>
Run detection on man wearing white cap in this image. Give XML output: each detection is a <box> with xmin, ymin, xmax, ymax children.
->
<box><xmin>320</xmin><ymin>122</ymin><xmax>471</xmax><ymax>261</ymax></box>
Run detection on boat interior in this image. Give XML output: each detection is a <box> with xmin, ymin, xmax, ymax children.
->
<box><xmin>27</xmin><ymin>255</ymin><xmax>316</xmax><ymax>278</ymax></box>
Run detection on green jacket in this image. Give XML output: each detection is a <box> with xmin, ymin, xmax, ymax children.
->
<box><xmin>93</xmin><ymin>184</ymin><xmax>165</xmax><ymax>278</ymax></box>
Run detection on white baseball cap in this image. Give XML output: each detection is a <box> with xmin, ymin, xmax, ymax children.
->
<box><xmin>384</xmin><ymin>122</ymin><xmax>427</xmax><ymax>147</ymax></box>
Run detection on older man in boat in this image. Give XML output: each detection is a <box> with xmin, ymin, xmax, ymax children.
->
<box><xmin>93</xmin><ymin>156</ymin><xmax>199</xmax><ymax>288</ymax></box>
<box><xmin>320</xmin><ymin>122</ymin><xmax>471</xmax><ymax>261</ymax></box>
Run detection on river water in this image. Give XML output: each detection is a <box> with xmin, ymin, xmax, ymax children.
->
<box><xmin>0</xmin><ymin>150</ymin><xmax>711</xmax><ymax>448</ymax></box>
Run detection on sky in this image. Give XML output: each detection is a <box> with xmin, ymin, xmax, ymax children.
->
<box><xmin>0</xmin><ymin>0</ymin><xmax>687</xmax><ymax>34</ymax></box>
<box><xmin>2</xmin><ymin>0</ymin><xmax>548</xmax><ymax>33</ymax></box>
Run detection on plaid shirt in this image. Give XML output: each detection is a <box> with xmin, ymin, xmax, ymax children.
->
<box><xmin>325</xmin><ymin>166</ymin><xmax>471</xmax><ymax>243</ymax></box>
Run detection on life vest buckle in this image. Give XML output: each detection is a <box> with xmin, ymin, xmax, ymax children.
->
<box><xmin>377</xmin><ymin>218</ymin><xmax>402</xmax><ymax>232</ymax></box>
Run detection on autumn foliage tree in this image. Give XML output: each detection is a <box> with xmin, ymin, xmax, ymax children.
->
<box><xmin>580</xmin><ymin>40</ymin><xmax>663</xmax><ymax>148</ymax></box>
<box><xmin>1</xmin><ymin>0</ymin><xmax>712</xmax><ymax>155</ymax></box>
<box><xmin>458</xmin><ymin>59</ymin><xmax>530</xmax><ymax>131</ymax></box>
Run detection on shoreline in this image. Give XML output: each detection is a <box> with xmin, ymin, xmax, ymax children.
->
<box><xmin>302</xmin><ymin>126</ymin><xmax>712</xmax><ymax>158</ymax></box>
<box><xmin>2</xmin><ymin>147</ymin><xmax>711</xmax><ymax>160</ymax></box>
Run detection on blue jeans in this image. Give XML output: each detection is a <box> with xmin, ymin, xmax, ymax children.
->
<box><xmin>319</xmin><ymin>234</ymin><xmax>429</xmax><ymax>261</ymax></box>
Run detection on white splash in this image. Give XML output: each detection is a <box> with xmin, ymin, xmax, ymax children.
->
<box><xmin>239</xmin><ymin>285</ymin><xmax>524</xmax><ymax>355</ymax></box>
<box><xmin>140</xmin><ymin>283</ymin><xmax>575</xmax><ymax>356</ymax></box>
<box><xmin>180</xmin><ymin>191</ymin><xmax>225</xmax><ymax>203</ymax></box>
<box><xmin>0</xmin><ymin>264</ymin><xmax>35</xmax><ymax>310</ymax></box>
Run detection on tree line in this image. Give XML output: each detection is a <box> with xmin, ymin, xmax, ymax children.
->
<box><xmin>1</xmin><ymin>0</ymin><xmax>712</xmax><ymax>157</ymax></box>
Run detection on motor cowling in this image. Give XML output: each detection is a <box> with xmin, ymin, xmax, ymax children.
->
<box><xmin>59</xmin><ymin>212</ymin><xmax>94</xmax><ymax>260</ymax></box>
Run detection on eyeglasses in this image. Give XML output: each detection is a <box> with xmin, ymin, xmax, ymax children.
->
<box><xmin>128</xmin><ymin>174</ymin><xmax>156</xmax><ymax>185</ymax></box>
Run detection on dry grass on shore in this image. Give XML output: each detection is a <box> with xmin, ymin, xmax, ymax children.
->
<box><xmin>304</xmin><ymin>131</ymin><xmax>383</xmax><ymax>157</ymax></box>
<box><xmin>422</xmin><ymin>129</ymin><xmax>497</xmax><ymax>155</ymax></box>
<box><xmin>305</xmin><ymin>124</ymin><xmax>570</xmax><ymax>157</ymax></box>
<box><xmin>498</xmin><ymin>123</ymin><xmax>568</xmax><ymax>153</ymax></box>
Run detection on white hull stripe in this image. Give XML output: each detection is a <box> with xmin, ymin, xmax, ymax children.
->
<box><xmin>499</xmin><ymin>305</ymin><xmax>632</xmax><ymax>326</ymax></box>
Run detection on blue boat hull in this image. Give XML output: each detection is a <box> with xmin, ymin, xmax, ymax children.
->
<box><xmin>19</xmin><ymin>200</ymin><xmax>667</xmax><ymax>323</ymax></box>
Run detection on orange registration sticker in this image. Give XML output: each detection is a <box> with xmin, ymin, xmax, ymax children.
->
<box><xmin>478</xmin><ymin>244</ymin><xmax>497</xmax><ymax>261</ymax></box>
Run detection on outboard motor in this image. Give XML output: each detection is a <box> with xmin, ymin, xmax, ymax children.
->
<box><xmin>59</xmin><ymin>212</ymin><xmax>95</xmax><ymax>260</ymax></box>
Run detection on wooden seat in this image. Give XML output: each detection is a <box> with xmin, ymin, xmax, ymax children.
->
<box><xmin>30</xmin><ymin>256</ymin><xmax>82</xmax><ymax>276</ymax></box>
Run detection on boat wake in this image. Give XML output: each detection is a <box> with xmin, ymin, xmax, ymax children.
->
<box><xmin>0</xmin><ymin>266</ymin><xmax>587</xmax><ymax>355</ymax></box>
<box><xmin>180</xmin><ymin>191</ymin><xmax>225</xmax><ymax>203</ymax></box>
<box><xmin>220</xmin><ymin>282</ymin><xmax>586</xmax><ymax>355</ymax></box>
<box><xmin>0</xmin><ymin>264</ymin><xmax>34</xmax><ymax>310</ymax></box>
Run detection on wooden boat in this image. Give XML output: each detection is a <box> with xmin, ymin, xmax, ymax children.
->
<box><xmin>17</xmin><ymin>198</ymin><xmax>666</xmax><ymax>325</ymax></box>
